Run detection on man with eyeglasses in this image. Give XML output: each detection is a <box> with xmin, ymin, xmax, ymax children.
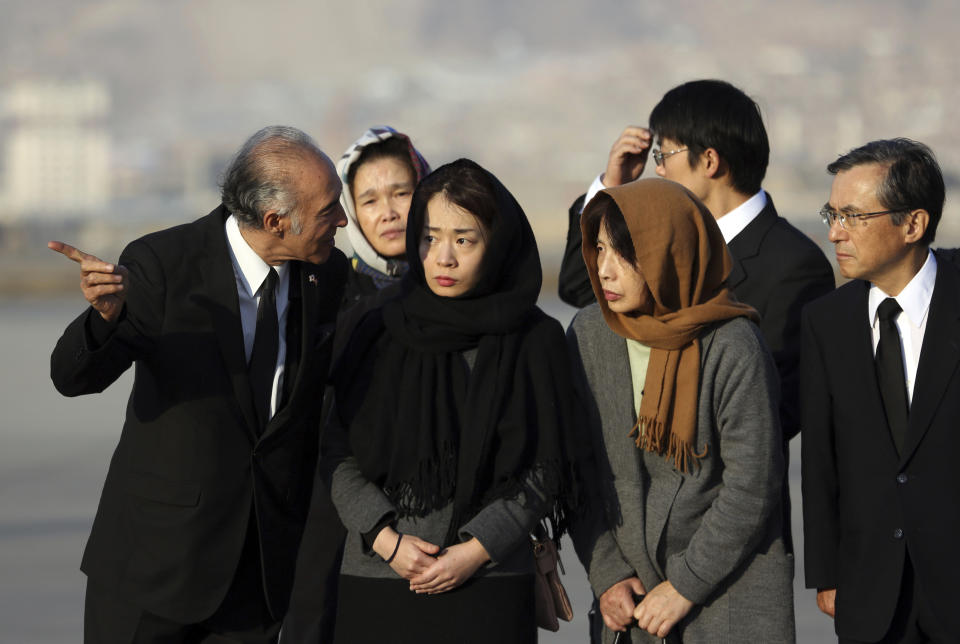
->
<box><xmin>560</xmin><ymin>79</ymin><xmax>834</xmax><ymax>642</ymax></box>
<box><xmin>801</xmin><ymin>138</ymin><xmax>958</xmax><ymax>643</ymax></box>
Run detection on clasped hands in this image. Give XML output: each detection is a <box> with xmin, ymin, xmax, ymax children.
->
<box><xmin>600</xmin><ymin>576</ymin><xmax>694</xmax><ymax>639</ymax></box>
<box><xmin>372</xmin><ymin>526</ymin><xmax>490</xmax><ymax>595</ymax></box>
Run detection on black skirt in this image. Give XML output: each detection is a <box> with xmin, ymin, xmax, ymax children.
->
<box><xmin>334</xmin><ymin>573</ymin><xmax>536</xmax><ymax>644</ymax></box>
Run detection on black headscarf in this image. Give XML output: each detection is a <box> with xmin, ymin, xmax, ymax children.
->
<box><xmin>333</xmin><ymin>159</ymin><xmax>578</xmax><ymax>545</ymax></box>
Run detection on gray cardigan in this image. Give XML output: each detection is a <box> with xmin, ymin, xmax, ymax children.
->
<box><xmin>568</xmin><ymin>304</ymin><xmax>795</xmax><ymax>643</ymax></box>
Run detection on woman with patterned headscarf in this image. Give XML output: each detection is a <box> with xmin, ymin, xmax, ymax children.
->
<box><xmin>337</xmin><ymin>126</ymin><xmax>431</xmax><ymax>309</ymax></box>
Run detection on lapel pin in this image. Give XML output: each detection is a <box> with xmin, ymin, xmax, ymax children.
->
<box><xmin>308</xmin><ymin>274</ymin><xmax>318</xmax><ymax>285</ymax></box>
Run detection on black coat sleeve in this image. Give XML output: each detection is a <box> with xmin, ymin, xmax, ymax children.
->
<box><xmin>760</xmin><ymin>254</ymin><xmax>835</xmax><ymax>440</ymax></box>
<box><xmin>50</xmin><ymin>238</ymin><xmax>164</xmax><ymax>397</ymax></box>
<box><xmin>557</xmin><ymin>194</ymin><xmax>596</xmax><ymax>308</ymax></box>
<box><xmin>799</xmin><ymin>305</ymin><xmax>840</xmax><ymax>590</ymax></box>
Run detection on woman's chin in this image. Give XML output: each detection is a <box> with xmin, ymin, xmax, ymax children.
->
<box><xmin>371</xmin><ymin>240</ymin><xmax>407</xmax><ymax>259</ymax></box>
<box><xmin>610</xmin><ymin>300</ymin><xmax>654</xmax><ymax>317</ymax></box>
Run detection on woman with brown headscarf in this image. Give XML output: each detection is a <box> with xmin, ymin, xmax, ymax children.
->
<box><xmin>568</xmin><ymin>178</ymin><xmax>795</xmax><ymax>643</ymax></box>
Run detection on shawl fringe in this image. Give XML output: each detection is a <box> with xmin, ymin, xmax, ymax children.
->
<box><xmin>384</xmin><ymin>441</ymin><xmax>458</xmax><ymax>518</ymax></box>
<box><xmin>630</xmin><ymin>414</ymin><xmax>708</xmax><ymax>474</ymax></box>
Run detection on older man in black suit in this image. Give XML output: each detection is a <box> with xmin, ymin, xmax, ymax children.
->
<box><xmin>49</xmin><ymin>126</ymin><xmax>348</xmax><ymax>643</ymax></box>
<box><xmin>802</xmin><ymin>138</ymin><xmax>958</xmax><ymax>642</ymax></box>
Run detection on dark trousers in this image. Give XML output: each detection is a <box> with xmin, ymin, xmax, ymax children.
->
<box><xmin>839</xmin><ymin>555</ymin><xmax>951</xmax><ymax>644</ymax></box>
<box><xmin>279</xmin><ymin>476</ymin><xmax>346</xmax><ymax>644</ymax></box>
<box><xmin>84</xmin><ymin>518</ymin><xmax>279</xmax><ymax>644</ymax></box>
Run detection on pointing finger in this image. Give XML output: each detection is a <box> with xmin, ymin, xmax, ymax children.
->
<box><xmin>48</xmin><ymin>240</ymin><xmax>90</xmax><ymax>264</ymax></box>
<box><xmin>49</xmin><ymin>241</ymin><xmax>116</xmax><ymax>273</ymax></box>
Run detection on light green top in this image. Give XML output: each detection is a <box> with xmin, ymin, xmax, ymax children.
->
<box><xmin>625</xmin><ymin>338</ymin><xmax>651</xmax><ymax>416</ymax></box>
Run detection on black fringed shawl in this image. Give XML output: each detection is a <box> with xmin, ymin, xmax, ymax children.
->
<box><xmin>333</xmin><ymin>159</ymin><xmax>580</xmax><ymax>546</ymax></box>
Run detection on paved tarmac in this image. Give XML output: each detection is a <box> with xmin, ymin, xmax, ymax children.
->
<box><xmin>1</xmin><ymin>296</ymin><xmax>835</xmax><ymax>642</ymax></box>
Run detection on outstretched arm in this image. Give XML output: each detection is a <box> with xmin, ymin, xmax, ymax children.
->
<box><xmin>49</xmin><ymin>239</ymin><xmax>163</xmax><ymax>396</ymax></box>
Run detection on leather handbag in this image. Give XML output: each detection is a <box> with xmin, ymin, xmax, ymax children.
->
<box><xmin>532</xmin><ymin>528</ymin><xmax>573</xmax><ymax>631</ymax></box>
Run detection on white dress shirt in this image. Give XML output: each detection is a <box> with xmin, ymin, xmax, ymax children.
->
<box><xmin>225</xmin><ymin>215</ymin><xmax>290</xmax><ymax>420</ymax></box>
<box><xmin>581</xmin><ymin>174</ymin><xmax>766</xmax><ymax>244</ymax></box>
<box><xmin>714</xmin><ymin>190</ymin><xmax>767</xmax><ymax>243</ymax></box>
<box><xmin>867</xmin><ymin>249</ymin><xmax>937</xmax><ymax>405</ymax></box>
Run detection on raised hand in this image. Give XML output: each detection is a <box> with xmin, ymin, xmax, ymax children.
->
<box><xmin>48</xmin><ymin>241</ymin><xmax>129</xmax><ymax>323</ymax></box>
<box><xmin>603</xmin><ymin>126</ymin><xmax>653</xmax><ymax>187</ymax></box>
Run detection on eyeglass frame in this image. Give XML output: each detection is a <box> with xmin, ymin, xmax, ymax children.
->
<box><xmin>652</xmin><ymin>147</ymin><xmax>688</xmax><ymax>167</ymax></box>
<box><xmin>819</xmin><ymin>206</ymin><xmax>908</xmax><ymax>231</ymax></box>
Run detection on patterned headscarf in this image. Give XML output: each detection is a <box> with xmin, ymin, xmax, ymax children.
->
<box><xmin>337</xmin><ymin>126</ymin><xmax>431</xmax><ymax>278</ymax></box>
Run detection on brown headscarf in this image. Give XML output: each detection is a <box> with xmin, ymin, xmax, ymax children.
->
<box><xmin>581</xmin><ymin>178</ymin><xmax>759</xmax><ymax>472</ymax></box>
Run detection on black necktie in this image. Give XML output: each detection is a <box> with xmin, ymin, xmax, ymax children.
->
<box><xmin>876</xmin><ymin>298</ymin><xmax>909</xmax><ymax>453</ymax></box>
<box><xmin>249</xmin><ymin>269</ymin><xmax>279</xmax><ymax>432</ymax></box>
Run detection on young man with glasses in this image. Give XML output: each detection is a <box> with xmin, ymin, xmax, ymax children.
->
<box><xmin>560</xmin><ymin>78</ymin><xmax>834</xmax><ymax>642</ymax></box>
<box><xmin>802</xmin><ymin>138</ymin><xmax>958</xmax><ymax>643</ymax></box>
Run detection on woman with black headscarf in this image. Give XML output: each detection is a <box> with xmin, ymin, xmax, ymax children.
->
<box><xmin>320</xmin><ymin>159</ymin><xmax>579</xmax><ymax>643</ymax></box>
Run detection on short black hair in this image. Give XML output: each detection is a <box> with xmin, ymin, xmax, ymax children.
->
<box><xmin>649</xmin><ymin>80</ymin><xmax>769</xmax><ymax>195</ymax></box>
<box><xmin>827</xmin><ymin>138</ymin><xmax>945</xmax><ymax>246</ymax></box>
<box><xmin>413</xmin><ymin>158</ymin><xmax>499</xmax><ymax>236</ymax></box>
<box><xmin>346</xmin><ymin>137</ymin><xmax>418</xmax><ymax>194</ymax></box>
<box><xmin>583</xmin><ymin>195</ymin><xmax>637</xmax><ymax>267</ymax></box>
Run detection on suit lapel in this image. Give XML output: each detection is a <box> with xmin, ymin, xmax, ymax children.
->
<box><xmin>839</xmin><ymin>282</ymin><xmax>901</xmax><ymax>457</ymax></box>
<box><xmin>197</xmin><ymin>206</ymin><xmax>259</xmax><ymax>442</ymax></box>
<box><xmin>900</xmin><ymin>259</ymin><xmax>960</xmax><ymax>464</ymax></box>
<box><xmin>261</xmin><ymin>261</ymin><xmax>334</xmax><ymax>441</ymax></box>
<box><xmin>724</xmin><ymin>195</ymin><xmax>777</xmax><ymax>291</ymax></box>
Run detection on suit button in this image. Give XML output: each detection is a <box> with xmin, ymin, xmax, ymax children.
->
<box><xmin>893</xmin><ymin>528</ymin><xmax>904</xmax><ymax>539</ymax></box>
<box><xmin>897</xmin><ymin>473</ymin><xmax>908</xmax><ymax>484</ymax></box>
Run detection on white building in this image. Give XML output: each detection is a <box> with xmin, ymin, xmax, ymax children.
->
<box><xmin>0</xmin><ymin>80</ymin><xmax>111</xmax><ymax>222</ymax></box>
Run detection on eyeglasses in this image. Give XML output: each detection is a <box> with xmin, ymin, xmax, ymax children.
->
<box><xmin>652</xmin><ymin>147</ymin><xmax>688</xmax><ymax>167</ymax></box>
<box><xmin>819</xmin><ymin>206</ymin><xmax>906</xmax><ymax>230</ymax></box>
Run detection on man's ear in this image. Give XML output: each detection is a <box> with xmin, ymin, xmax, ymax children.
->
<box><xmin>701</xmin><ymin>148</ymin><xmax>723</xmax><ymax>179</ymax></box>
<box><xmin>903</xmin><ymin>208</ymin><xmax>930</xmax><ymax>244</ymax></box>
<box><xmin>262</xmin><ymin>210</ymin><xmax>285</xmax><ymax>236</ymax></box>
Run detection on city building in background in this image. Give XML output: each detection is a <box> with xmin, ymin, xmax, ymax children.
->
<box><xmin>1</xmin><ymin>80</ymin><xmax>111</xmax><ymax>222</ymax></box>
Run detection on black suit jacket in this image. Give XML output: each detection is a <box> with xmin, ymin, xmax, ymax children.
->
<box><xmin>558</xmin><ymin>192</ymin><xmax>835</xmax><ymax>438</ymax></box>
<box><xmin>801</xmin><ymin>251</ymin><xmax>960</xmax><ymax>641</ymax></box>
<box><xmin>50</xmin><ymin>205</ymin><xmax>347</xmax><ymax>624</ymax></box>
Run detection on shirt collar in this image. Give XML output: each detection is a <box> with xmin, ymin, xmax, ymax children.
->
<box><xmin>867</xmin><ymin>249</ymin><xmax>937</xmax><ymax>328</ymax></box>
<box><xmin>225</xmin><ymin>214</ymin><xmax>289</xmax><ymax>296</ymax></box>
<box><xmin>714</xmin><ymin>190</ymin><xmax>767</xmax><ymax>243</ymax></box>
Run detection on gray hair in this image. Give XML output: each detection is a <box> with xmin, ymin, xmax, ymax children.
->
<box><xmin>220</xmin><ymin>126</ymin><xmax>324</xmax><ymax>230</ymax></box>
